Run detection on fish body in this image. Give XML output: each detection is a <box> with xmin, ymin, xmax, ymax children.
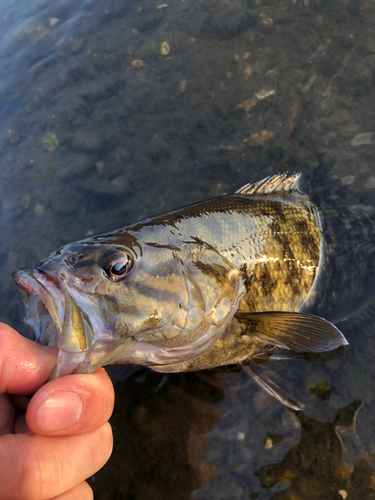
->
<box><xmin>13</xmin><ymin>171</ymin><xmax>358</xmax><ymax>408</ymax></box>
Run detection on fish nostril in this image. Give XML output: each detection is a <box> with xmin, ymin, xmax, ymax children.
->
<box><xmin>35</xmin><ymin>265</ymin><xmax>56</xmax><ymax>283</ymax></box>
<box><xmin>64</xmin><ymin>255</ymin><xmax>78</xmax><ymax>269</ymax></box>
<box><xmin>36</xmin><ymin>262</ymin><xmax>50</xmax><ymax>274</ymax></box>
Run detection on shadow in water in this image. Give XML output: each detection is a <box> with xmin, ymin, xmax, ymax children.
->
<box><xmin>92</xmin><ymin>370</ymin><xmax>225</xmax><ymax>500</ymax></box>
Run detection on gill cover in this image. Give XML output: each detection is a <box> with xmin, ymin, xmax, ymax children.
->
<box><xmin>51</xmin><ymin>241</ymin><xmax>244</xmax><ymax>377</ymax></box>
<box><xmin>136</xmin><ymin>241</ymin><xmax>244</xmax><ymax>345</ymax></box>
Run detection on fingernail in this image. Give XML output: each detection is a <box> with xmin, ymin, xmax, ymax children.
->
<box><xmin>36</xmin><ymin>392</ymin><xmax>83</xmax><ymax>432</ymax></box>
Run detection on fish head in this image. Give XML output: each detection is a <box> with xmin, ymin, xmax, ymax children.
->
<box><xmin>12</xmin><ymin>234</ymin><xmax>244</xmax><ymax>378</ymax></box>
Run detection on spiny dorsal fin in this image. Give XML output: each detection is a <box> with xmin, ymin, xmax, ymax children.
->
<box><xmin>235</xmin><ymin>172</ymin><xmax>302</xmax><ymax>195</ymax></box>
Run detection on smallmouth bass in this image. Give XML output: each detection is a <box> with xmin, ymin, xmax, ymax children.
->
<box><xmin>13</xmin><ymin>171</ymin><xmax>359</xmax><ymax>409</ymax></box>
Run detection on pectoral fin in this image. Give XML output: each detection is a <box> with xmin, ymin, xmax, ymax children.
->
<box><xmin>235</xmin><ymin>311</ymin><xmax>348</xmax><ymax>352</ymax></box>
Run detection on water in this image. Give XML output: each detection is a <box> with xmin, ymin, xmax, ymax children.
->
<box><xmin>2</xmin><ymin>0</ymin><xmax>375</xmax><ymax>498</ymax></box>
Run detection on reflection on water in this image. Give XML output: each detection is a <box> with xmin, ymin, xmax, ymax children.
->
<box><xmin>2</xmin><ymin>0</ymin><xmax>375</xmax><ymax>498</ymax></box>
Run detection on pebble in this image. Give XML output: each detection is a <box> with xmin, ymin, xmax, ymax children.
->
<box><xmin>308</xmin><ymin>381</ymin><xmax>331</xmax><ymax>400</ymax></box>
<box><xmin>112</xmin><ymin>149</ymin><xmax>129</xmax><ymax>163</ymax></box>
<box><xmin>244</xmin><ymin>130</ymin><xmax>274</xmax><ymax>146</ymax></box>
<box><xmin>259</xmin><ymin>13</ymin><xmax>274</xmax><ymax>29</ymax></box>
<box><xmin>366</xmin><ymin>176</ymin><xmax>375</xmax><ymax>189</ymax></box>
<box><xmin>265</xmin><ymin>69</ymin><xmax>279</xmax><ymax>78</ymax></box>
<box><xmin>111</xmin><ymin>174</ymin><xmax>130</xmax><ymax>190</ymax></box>
<box><xmin>96</xmin><ymin>161</ymin><xmax>105</xmax><ymax>174</ymax></box>
<box><xmin>34</xmin><ymin>204</ymin><xmax>45</xmax><ymax>216</ymax></box>
<box><xmin>341</xmin><ymin>175</ymin><xmax>355</xmax><ymax>186</ymax></box>
<box><xmin>49</xmin><ymin>17</ymin><xmax>59</xmax><ymax>26</ymax></box>
<box><xmin>236</xmin><ymin>90</ymin><xmax>275</xmax><ymax>113</ymax></box>
<box><xmin>160</xmin><ymin>41</ymin><xmax>170</xmax><ymax>56</ymax></box>
<box><xmin>58</xmin><ymin>155</ymin><xmax>94</xmax><ymax>181</ymax></box>
<box><xmin>22</xmin><ymin>19</ymin><xmax>45</xmax><ymax>40</ymax></box>
<box><xmin>21</xmin><ymin>195</ymin><xmax>30</xmax><ymax>209</ymax></box>
<box><xmin>157</xmin><ymin>3</ymin><xmax>168</xmax><ymax>9</ymax></box>
<box><xmin>131</xmin><ymin>59</ymin><xmax>144</xmax><ymax>68</ymax></box>
<box><xmin>236</xmin><ymin>97</ymin><xmax>257</xmax><ymax>112</ymax></box>
<box><xmin>254</xmin><ymin>89</ymin><xmax>276</xmax><ymax>101</ymax></box>
<box><xmin>6</xmin><ymin>129</ymin><xmax>20</xmax><ymax>144</ymax></box>
<box><xmin>351</xmin><ymin>132</ymin><xmax>375</xmax><ymax>146</ymax></box>
<box><xmin>253</xmin><ymin>389</ymin><xmax>271</xmax><ymax>413</ymax></box>
<box><xmin>178</xmin><ymin>80</ymin><xmax>187</xmax><ymax>94</ymax></box>
<box><xmin>358</xmin><ymin>163</ymin><xmax>370</xmax><ymax>174</ymax></box>
<box><xmin>70</xmin><ymin>39</ymin><xmax>83</xmax><ymax>53</ymax></box>
<box><xmin>264</xmin><ymin>437</ymin><xmax>273</xmax><ymax>449</ymax></box>
<box><xmin>42</xmin><ymin>132</ymin><xmax>59</xmax><ymax>152</ymax></box>
<box><xmin>245</xmin><ymin>30</ymin><xmax>256</xmax><ymax>42</ymax></box>
<box><xmin>338</xmin><ymin>490</ymin><xmax>347</xmax><ymax>499</ymax></box>
<box><xmin>237</xmin><ymin>432</ymin><xmax>245</xmax><ymax>441</ymax></box>
<box><xmin>281</xmin><ymin>409</ymin><xmax>301</xmax><ymax>429</ymax></box>
<box><xmin>243</xmin><ymin>65</ymin><xmax>252</xmax><ymax>78</ymax></box>
<box><xmin>90</xmin><ymin>174</ymin><xmax>130</xmax><ymax>194</ymax></box>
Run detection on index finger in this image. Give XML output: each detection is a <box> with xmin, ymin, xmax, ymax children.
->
<box><xmin>0</xmin><ymin>323</ymin><xmax>56</xmax><ymax>395</ymax></box>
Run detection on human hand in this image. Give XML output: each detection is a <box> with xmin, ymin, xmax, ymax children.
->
<box><xmin>0</xmin><ymin>323</ymin><xmax>114</xmax><ymax>500</ymax></box>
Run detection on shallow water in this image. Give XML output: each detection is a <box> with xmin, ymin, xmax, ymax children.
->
<box><xmin>2</xmin><ymin>0</ymin><xmax>375</xmax><ymax>498</ymax></box>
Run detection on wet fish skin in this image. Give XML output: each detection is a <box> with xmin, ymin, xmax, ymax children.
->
<box><xmin>12</xmin><ymin>172</ymin><xmax>350</xmax><ymax>407</ymax></box>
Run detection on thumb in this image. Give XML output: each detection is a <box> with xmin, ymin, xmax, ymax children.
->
<box><xmin>0</xmin><ymin>323</ymin><xmax>56</xmax><ymax>395</ymax></box>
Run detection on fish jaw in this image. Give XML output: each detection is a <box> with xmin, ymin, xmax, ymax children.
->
<box><xmin>12</xmin><ymin>268</ymin><xmax>97</xmax><ymax>377</ymax></box>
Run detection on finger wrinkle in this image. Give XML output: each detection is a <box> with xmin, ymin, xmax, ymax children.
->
<box><xmin>0</xmin><ymin>424</ymin><xmax>113</xmax><ymax>500</ymax></box>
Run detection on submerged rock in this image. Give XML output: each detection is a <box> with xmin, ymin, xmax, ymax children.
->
<box><xmin>57</xmin><ymin>155</ymin><xmax>94</xmax><ymax>181</ymax></box>
<box><xmin>160</xmin><ymin>41</ymin><xmax>170</xmax><ymax>56</ymax></box>
<box><xmin>42</xmin><ymin>132</ymin><xmax>59</xmax><ymax>152</ymax></box>
<box><xmin>71</xmin><ymin>131</ymin><xmax>103</xmax><ymax>152</ymax></box>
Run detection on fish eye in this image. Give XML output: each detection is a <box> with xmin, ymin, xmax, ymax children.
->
<box><xmin>104</xmin><ymin>253</ymin><xmax>134</xmax><ymax>280</ymax></box>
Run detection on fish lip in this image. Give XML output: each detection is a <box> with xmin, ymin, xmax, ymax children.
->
<box><xmin>12</xmin><ymin>268</ymin><xmax>63</xmax><ymax>337</ymax></box>
<box><xmin>13</xmin><ymin>268</ymin><xmax>95</xmax><ymax>359</ymax></box>
<box><xmin>13</xmin><ymin>269</ymin><xmax>94</xmax><ymax>378</ymax></box>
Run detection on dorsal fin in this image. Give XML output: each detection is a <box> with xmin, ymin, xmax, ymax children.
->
<box><xmin>235</xmin><ymin>172</ymin><xmax>302</xmax><ymax>195</ymax></box>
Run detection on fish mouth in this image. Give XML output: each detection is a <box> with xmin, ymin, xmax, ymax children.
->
<box><xmin>12</xmin><ymin>269</ymin><xmax>94</xmax><ymax>378</ymax></box>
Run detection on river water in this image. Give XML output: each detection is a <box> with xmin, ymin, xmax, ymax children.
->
<box><xmin>2</xmin><ymin>0</ymin><xmax>375</xmax><ymax>498</ymax></box>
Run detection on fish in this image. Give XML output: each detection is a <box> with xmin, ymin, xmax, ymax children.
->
<box><xmin>14</xmin><ymin>168</ymin><xmax>372</xmax><ymax>409</ymax></box>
